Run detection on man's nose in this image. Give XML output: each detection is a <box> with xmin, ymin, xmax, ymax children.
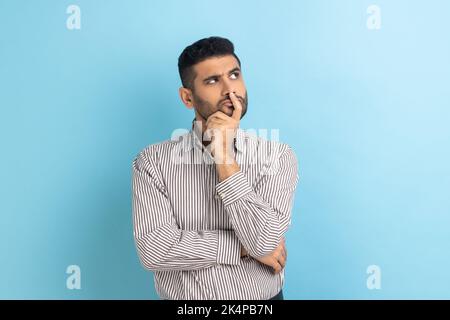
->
<box><xmin>221</xmin><ymin>79</ymin><xmax>236</xmax><ymax>97</ymax></box>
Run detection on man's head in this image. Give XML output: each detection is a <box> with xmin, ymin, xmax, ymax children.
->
<box><xmin>178</xmin><ymin>36</ymin><xmax>248</xmax><ymax>123</ymax></box>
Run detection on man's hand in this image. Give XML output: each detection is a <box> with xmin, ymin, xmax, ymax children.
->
<box><xmin>241</xmin><ymin>238</ymin><xmax>287</xmax><ymax>274</ymax></box>
<box><xmin>205</xmin><ymin>92</ymin><xmax>243</xmax><ymax>164</ymax></box>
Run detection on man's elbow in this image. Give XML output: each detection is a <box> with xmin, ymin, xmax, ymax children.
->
<box><xmin>247</xmin><ymin>238</ymin><xmax>280</xmax><ymax>258</ymax></box>
<box><xmin>247</xmin><ymin>227</ymin><xmax>289</xmax><ymax>258</ymax></box>
<box><xmin>135</xmin><ymin>238</ymin><xmax>165</xmax><ymax>272</ymax></box>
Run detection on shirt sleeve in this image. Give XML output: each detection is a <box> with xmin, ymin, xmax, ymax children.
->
<box><xmin>215</xmin><ymin>144</ymin><xmax>299</xmax><ymax>258</ymax></box>
<box><xmin>132</xmin><ymin>148</ymin><xmax>242</xmax><ymax>272</ymax></box>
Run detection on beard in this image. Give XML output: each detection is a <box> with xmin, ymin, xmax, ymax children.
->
<box><xmin>193</xmin><ymin>91</ymin><xmax>248</xmax><ymax>121</ymax></box>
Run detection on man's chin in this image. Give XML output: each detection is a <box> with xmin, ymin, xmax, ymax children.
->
<box><xmin>221</xmin><ymin>106</ymin><xmax>234</xmax><ymax>116</ymax></box>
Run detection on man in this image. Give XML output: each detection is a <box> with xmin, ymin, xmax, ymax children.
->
<box><xmin>132</xmin><ymin>36</ymin><xmax>299</xmax><ymax>300</ymax></box>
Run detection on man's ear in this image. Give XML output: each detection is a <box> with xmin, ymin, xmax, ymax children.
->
<box><xmin>179</xmin><ymin>87</ymin><xmax>194</xmax><ymax>109</ymax></box>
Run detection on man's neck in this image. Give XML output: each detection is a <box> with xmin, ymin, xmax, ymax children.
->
<box><xmin>193</xmin><ymin>114</ymin><xmax>211</xmax><ymax>148</ymax></box>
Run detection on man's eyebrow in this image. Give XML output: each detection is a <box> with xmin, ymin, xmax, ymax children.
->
<box><xmin>202</xmin><ymin>67</ymin><xmax>241</xmax><ymax>82</ymax></box>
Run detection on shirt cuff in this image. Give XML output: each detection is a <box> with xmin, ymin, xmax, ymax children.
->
<box><xmin>217</xmin><ymin>230</ymin><xmax>242</xmax><ymax>266</ymax></box>
<box><xmin>215</xmin><ymin>170</ymin><xmax>253</xmax><ymax>207</ymax></box>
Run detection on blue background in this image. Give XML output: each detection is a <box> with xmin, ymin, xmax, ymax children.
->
<box><xmin>1</xmin><ymin>0</ymin><xmax>449</xmax><ymax>299</ymax></box>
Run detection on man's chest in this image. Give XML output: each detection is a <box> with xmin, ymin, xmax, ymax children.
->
<box><xmin>160</xmin><ymin>162</ymin><xmax>263</xmax><ymax>230</ymax></box>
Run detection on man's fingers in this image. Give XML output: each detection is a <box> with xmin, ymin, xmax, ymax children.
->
<box><xmin>279</xmin><ymin>237</ymin><xmax>285</xmax><ymax>248</ymax></box>
<box><xmin>206</xmin><ymin>119</ymin><xmax>226</xmax><ymax>130</ymax></box>
<box><xmin>277</xmin><ymin>253</ymin><xmax>286</xmax><ymax>268</ymax></box>
<box><xmin>229</xmin><ymin>92</ymin><xmax>242</xmax><ymax>121</ymax></box>
<box><xmin>272</xmin><ymin>260</ymin><xmax>283</xmax><ymax>274</ymax></box>
<box><xmin>207</xmin><ymin>118</ymin><xmax>226</xmax><ymax>125</ymax></box>
<box><xmin>207</xmin><ymin>111</ymin><xmax>229</xmax><ymax>124</ymax></box>
<box><xmin>206</xmin><ymin>113</ymin><xmax>227</xmax><ymax>126</ymax></box>
<box><xmin>279</xmin><ymin>238</ymin><xmax>287</xmax><ymax>263</ymax></box>
<box><xmin>277</xmin><ymin>243</ymin><xmax>287</xmax><ymax>263</ymax></box>
<box><xmin>280</xmin><ymin>246</ymin><xmax>287</xmax><ymax>259</ymax></box>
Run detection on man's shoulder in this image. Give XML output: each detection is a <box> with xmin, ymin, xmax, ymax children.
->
<box><xmin>132</xmin><ymin>132</ymin><xmax>189</xmax><ymax>166</ymax></box>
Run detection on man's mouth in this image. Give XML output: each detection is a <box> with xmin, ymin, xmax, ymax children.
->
<box><xmin>221</xmin><ymin>99</ymin><xmax>233</xmax><ymax>107</ymax></box>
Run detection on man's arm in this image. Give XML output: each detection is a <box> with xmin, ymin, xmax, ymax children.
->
<box><xmin>206</xmin><ymin>92</ymin><xmax>299</xmax><ymax>259</ymax></box>
<box><xmin>132</xmin><ymin>149</ymin><xmax>242</xmax><ymax>272</ymax></box>
<box><xmin>215</xmin><ymin>144</ymin><xmax>299</xmax><ymax>258</ymax></box>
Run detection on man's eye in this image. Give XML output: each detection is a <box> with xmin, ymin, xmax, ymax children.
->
<box><xmin>230</xmin><ymin>72</ymin><xmax>240</xmax><ymax>79</ymax></box>
<box><xmin>207</xmin><ymin>79</ymin><xmax>217</xmax><ymax>84</ymax></box>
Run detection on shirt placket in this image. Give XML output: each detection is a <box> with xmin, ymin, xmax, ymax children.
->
<box><xmin>205</xmin><ymin>163</ymin><xmax>214</xmax><ymax>230</ymax></box>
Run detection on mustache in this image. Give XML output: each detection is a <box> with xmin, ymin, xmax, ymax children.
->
<box><xmin>218</xmin><ymin>94</ymin><xmax>245</xmax><ymax>106</ymax></box>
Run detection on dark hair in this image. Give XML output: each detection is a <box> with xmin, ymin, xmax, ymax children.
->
<box><xmin>178</xmin><ymin>36</ymin><xmax>241</xmax><ymax>90</ymax></box>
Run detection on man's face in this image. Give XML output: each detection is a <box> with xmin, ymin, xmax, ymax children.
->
<box><xmin>189</xmin><ymin>55</ymin><xmax>248</xmax><ymax>121</ymax></box>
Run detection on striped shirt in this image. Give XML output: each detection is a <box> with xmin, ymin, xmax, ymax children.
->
<box><xmin>132</xmin><ymin>118</ymin><xmax>299</xmax><ymax>300</ymax></box>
